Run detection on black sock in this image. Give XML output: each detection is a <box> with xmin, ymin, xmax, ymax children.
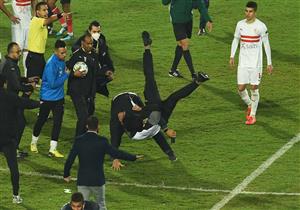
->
<box><xmin>183</xmin><ymin>50</ymin><xmax>195</xmax><ymax>75</ymax></box>
<box><xmin>171</xmin><ymin>45</ymin><xmax>182</xmax><ymax>72</ymax></box>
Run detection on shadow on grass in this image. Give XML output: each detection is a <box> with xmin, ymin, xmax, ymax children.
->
<box><xmin>106</xmin><ymin>155</ymin><xmax>226</xmax><ymax>204</ymax></box>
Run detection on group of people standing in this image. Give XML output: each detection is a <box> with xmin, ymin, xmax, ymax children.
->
<box><xmin>0</xmin><ymin>0</ymin><xmax>273</xmax><ymax>209</ymax></box>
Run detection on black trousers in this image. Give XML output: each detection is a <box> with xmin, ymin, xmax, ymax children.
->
<box><xmin>33</xmin><ymin>99</ymin><xmax>64</xmax><ymax>141</ymax></box>
<box><xmin>143</xmin><ymin>49</ymin><xmax>199</xmax><ymax>123</ymax></box>
<box><xmin>0</xmin><ymin>140</ymin><xmax>19</xmax><ymax>195</ymax></box>
<box><xmin>16</xmin><ymin>108</ymin><xmax>26</xmax><ymax>148</ymax></box>
<box><xmin>143</xmin><ymin>49</ymin><xmax>199</xmax><ymax>155</ymax></box>
<box><xmin>70</xmin><ymin>94</ymin><xmax>95</xmax><ymax>137</ymax></box>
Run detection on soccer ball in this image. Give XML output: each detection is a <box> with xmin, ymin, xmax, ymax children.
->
<box><xmin>73</xmin><ymin>61</ymin><xmax>88</xmax><ymax>76</ymax></box>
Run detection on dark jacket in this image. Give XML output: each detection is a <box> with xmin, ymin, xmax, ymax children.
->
<box><xmin>64</xmin><ymin>132</ymin><xmax>137</xmax><ymax>186</ymax></box>
<box><xmin>72</xmin><ymin>34</ymin><xmax>114</xmax><ymax>97</ymax></box>
<box><xmin>110</xmin><ymin>93</ymin><xmax>168</xmax><ymax>149</ymax></box>
<box><xmin>67</xmin><ymin>48</ymin><xmax>104</xmax><ymax>97</ymax></box>
<box><xmin>72</xmin><ymin>34</ymin><xmax>114</xmax><ymax>72</ymax></box>
<box><xmin>61</xmin><ymin>200</ymin><xmax>99</xmax><ymax>210</ymax></box>
<box><xmin>0</xmin><ymin>88</ymin><xmax>40</xmax><ymax>145</ymax></box>
<box><xmin>2</xmin><ymin>56</ymin><xmax>33</xmax><ymax>94</ymax></box>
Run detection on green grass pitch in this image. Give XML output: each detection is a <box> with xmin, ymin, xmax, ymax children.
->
<box><xmin>0</xmin><ymin>0</ymin><xmax>299</xmax><ymax>209</ymax></box>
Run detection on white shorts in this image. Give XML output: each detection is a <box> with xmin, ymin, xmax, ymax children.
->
<box><xmin>237</xmin><ymin>66</ymin><xmax>262</xmax><ymax>85</ymax></box>
<box><xmin>11</xmin><ymin>3</ymin><xmax>31</xmax><ymax>50</ymax></box>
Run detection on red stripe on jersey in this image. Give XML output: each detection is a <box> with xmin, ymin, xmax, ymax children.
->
<box><xmin>241</xmin><ymin>35</ymin><xmax>260</xmax><ymax>38</ymax></box>
<box><xmin>16</xmin><ymin>3</ymin><xmax>31</xmax><ymax>6</ymax></box>
<box><xmin>16</xmin><ymin>0</ymin><xmax>31</xmax><ymax>2</ymax></box>
<box><xmin>241</xmin><ymin>39</ymin><xmax>260</xmax><ymax>43</ymax></box>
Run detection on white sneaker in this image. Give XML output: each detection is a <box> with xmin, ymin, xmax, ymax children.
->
<box><xmin>13</xmin><ymin>195</ymin><xmax>23</xmax><ymax>204</ymax></box>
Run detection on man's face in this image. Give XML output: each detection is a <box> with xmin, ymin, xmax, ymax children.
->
<box><xmin>55</xmin><ymin>47</ymin><xmax>67</xmax><ymax>61</ymax></box>
<box><xmin>245</xmin><ymin>7</ymin><xmax>256</xmax><ymax>21</ymax></box>
<box><xmin>37</xmin><ymin>5</ymin><xmax>49</xmax><ymax>18</ymax></box>
<box><xmin>90</xmin><ymin>25</ymin><xmax>101</xmax><ymax>34</ymax></box>
<box><xmin>82</xmin><ymin>36</ymin><xmax>93</xmax><ymax>53</ymax></box>
<box><xmin>9</xmin><ymin>44</ymin><xmax>21</xmax><ymax>61</ymax></box>
<box><xmin>71</xmin><ymin>201</ymin><xmax>84</xmax><ymax>210</ymax></box>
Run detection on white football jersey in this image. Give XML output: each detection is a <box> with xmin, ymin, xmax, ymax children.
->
<box><xmin>12</xmin><ymin>0</ymin><xmax>32</xmax><ymax>27</ymax></box>
<box><xmin>234</xmin><ymin>18</ymin><xmax>268</xmax><ymax>68</ymax></box>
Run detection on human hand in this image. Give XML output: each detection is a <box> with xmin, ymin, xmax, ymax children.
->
<box><xmin>165</xmin><ymin>129</ymin><xmax>176</xmax><ymax>138</ymax></box>
<box><xmin>64</xmin><ymin>176</ymin><xmax>71</xmax><ymax>182</ymax></box>
<box><xmin>267</xmin><ymin>65</ymin><xmax>273</xmax><ymax>75</ymax></box>
<box><xmin>105</xmin><ymin>70</ymin><xmax>114</xmax><ymax>80</ymax></box>
<box><xmin>10</xmin><ymin>15</ymin><xmax>20</xmax><ymax>24</ymax></box>
<box><xmin>112</xmin><ymin>159</ymin><xmax>124</xmax><ymax>171</ymax></box>
<box><xmin>206</xmin><ymin>21</ymin><xmax>213</xmax><ymax>32</ymax></box>
<box><xmin>229</xmin><ymin>57</ymin><xmax>235</xmax><ymax>68</ymax></box>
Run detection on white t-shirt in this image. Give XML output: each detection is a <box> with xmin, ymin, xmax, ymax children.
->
<box><xmin>233</xmin><ymin>18</ymin><xmax>269</xmax><ymax>68</ymax></box>
<box><xmin>132</xmin><ymin>125</ymin><xmax>161</xmax><ymax>140</ymax></box>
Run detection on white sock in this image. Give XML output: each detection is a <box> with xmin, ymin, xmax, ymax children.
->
<box><xmin>31</xmin><ymin>135</ymin><xmax>39</xmax><ymax>144</ymax></box>
<box><xmin>238</xmin><ymin>89</ymin><xmax>252</xmax><ymax>106</ymax></box>
<box><xmin>67</xmin><ymin>32</ymin><xmax>74</xmax><ymax>36</ymax></box>
<box><xmin>250</xmin><ymin>89</ymin><xmax>260</xmax><ymax>117</ymax></box>
<box><xmin>22</xmin><ymin>51</ymin><xmax>28</xmax><ymax>77</ymax></box>
<box><xmin>49</xmin><ymin>140</ymin><xmax>58</xmax><ymax>152</ymax></box>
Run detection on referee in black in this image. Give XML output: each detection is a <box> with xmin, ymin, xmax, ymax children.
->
<box><xmin>0</xmin><ymin>76</ymin><xmax>40</xmax><ymax>204</ymax></box>
<box><xmin>111</xmin><ymin>32</ymin><xmax>209</xmax><ymax>170</ymax></box>
<box><xmin>2</xmin><ymin>42</ymin><xmax>37</xmax><ymax>158</ymax></box>
<box><xmin>67</xmin><ymin>33</ymin><xmax>106</xmax><ymax>137</ymax></box>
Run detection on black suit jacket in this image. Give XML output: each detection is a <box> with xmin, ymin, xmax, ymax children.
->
<box><xmin>0</xmin><ymin>88</ymin><xmax>40</xmax><ymax>145</ymax></box>
<box><xmin>64</xmin><ymin>132</ymin><xmax>136</xmax><ymax>186</ymax></box>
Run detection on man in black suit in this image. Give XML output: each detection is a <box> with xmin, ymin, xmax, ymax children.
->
<box><xmin>63</xmin><ymin>116</ymin><xmax>142</xmax><ymax>209</ymax></box>
<box><xmin>72</xmin><ymin>20</ymin><xmax>114</xmax><ymax>97</ymax></box>
<box><xmin>67</xmin><ymin>33</ymin><xmax>106</xmax><ymax>137</ymax></box>
<box><xmin>0</xmin><ymin>77</ymin><xmax>40</xmax><ymax>204</ymax></box>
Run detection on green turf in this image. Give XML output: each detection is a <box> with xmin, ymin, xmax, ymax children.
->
<box><xmin>0</xmin><ymin>0</ymin><xmax>300</xmax><ymax>209</ymax></box>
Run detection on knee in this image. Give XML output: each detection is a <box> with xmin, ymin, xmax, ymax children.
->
<box><xmin>180</xmin><ymin>40</ymin><xmax>189</xmax><ymax>51</ymax></box>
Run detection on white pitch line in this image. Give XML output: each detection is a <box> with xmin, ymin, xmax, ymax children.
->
<box><xmin>211</xmin><ymin>133</ymin><xmax>300</xmax><ymax>210</ymax></box>
<box><xmin>0</xmin><ymin>167</ymin><xmax>299</xmax><ymax>196</ymax></box>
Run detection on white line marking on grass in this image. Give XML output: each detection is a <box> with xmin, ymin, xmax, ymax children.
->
<box><xmin>211</xmin><ymin>133</ymin><xmax>300</xmax><ymax>210</ymax></box>
<box><xmin>4</xmin><ymin>2</ymin><xmax>12</xmax><ymax>5</ymax></box>
<box><xmin>0</xmin><ymin>167</ymin><xmax>299</xmax><ymax>196</ymax></box>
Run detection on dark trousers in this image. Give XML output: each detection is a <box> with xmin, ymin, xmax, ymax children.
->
<box><xmin>143</xmin><ymin>49</ymin><xmax>199</xmax><ymax>155</ymax></box>
<box><xmin>33</xmin><ymin>99</ymin><xmax>64</xmax><ymax>141</ymax></box>
<box><xmin>0</xmin><ymin>140</ymin><xmax>19</xmax><ymax>195</ymax></box>
<box><xmin>71</xmin><ymin>94</ymin><xmax>95</xmax><ymax>137</ymax></box>
<box><xmin>143</xmin><ymin>49</ymin><xmax>199</xmax><ymax>122</ymax></box>
<box><xmin>16</xmin><ymin>109</ymin><xmax>26</xmax><ymax>148</ymax></box>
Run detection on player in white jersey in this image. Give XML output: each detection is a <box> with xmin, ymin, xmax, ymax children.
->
<box><xmin>230</xmin><ymin>1</ymin><xmax>273</xmax><ymax>125</ymax></box>
<box><xmin>11</xmin><ymin>0</ymin><xmax>35</xmax><ymax>77</ymax></box>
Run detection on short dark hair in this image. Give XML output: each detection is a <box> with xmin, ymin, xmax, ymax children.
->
<box><xmin>246</xmin><ymin>1</ymin><xmax>258</xmax><ymax>11</ymax></box>
<box><xmin>7</xmin><ymin>42</ymin><xmax>18</xmax><ymax>54</ymax></box>
<box><xmin>35</xmin><ymin>2</ymin><xmax>47</xmax><ymax>11</ymax></box>
<box><xmin>71</xmin><ymin>192</ymin><xmax>84</xmax><ymax>204</ymax></box>
<box><xmin>82</xmin><ymin>32</ymin><xmax>92</xmax><ymax>42</ymax></box>
<box><xmin>88</xmin><ymin>21</ymin><xmax>101</xmax><ymax>31</ymax></box>
<box><xmin>123</xmin><ymin>112</ymin><xmax>144</xmax><ymax>132</ymax></box>
<box><xmin>55</xmin><ymin>40</ymin><xmax>66</xmax><ymax>49</ymax></box>
<box><xmin>87</xmin><ymin>116</ymin><xmax>98</xmax><ymax>130</ymax></box>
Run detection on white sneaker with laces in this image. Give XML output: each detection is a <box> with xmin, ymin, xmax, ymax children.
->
<box><xmin>13</xmin><ymin>195</ymin><xmax>23</xmax><ymax>204</ymax></box>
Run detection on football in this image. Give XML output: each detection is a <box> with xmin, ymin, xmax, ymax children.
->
<box><xmin>73</xmin><ymin>61</ymin><xmax>88</xmax><ymax>75</ymax></box>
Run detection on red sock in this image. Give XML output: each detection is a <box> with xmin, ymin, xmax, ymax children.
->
<box><xmin>52</xmin><ymin>7</ymin><xmax>66</xmax><ymax>26</ymax></box>
<box><xmin>66</xmin><ymin>14</ymin><xmax>73</xmax><ymax>34</ymax></box>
